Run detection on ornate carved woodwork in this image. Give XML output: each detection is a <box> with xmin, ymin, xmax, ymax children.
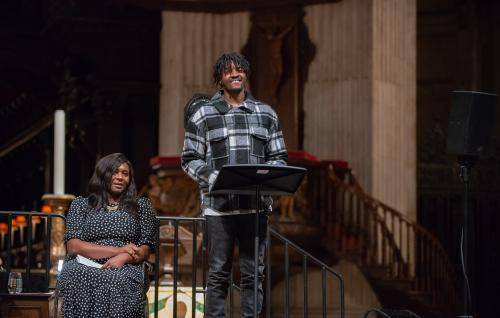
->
<box><xmin>146</xmin><ymin>157</ymin><xmax>200</xmax><ymax>217</ymax></box>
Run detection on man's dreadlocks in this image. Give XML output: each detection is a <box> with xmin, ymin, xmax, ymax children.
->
<box><xmin>212</xmin><ymin>52</ymin><xmax>251</xmax><ymax>86</ymax></box>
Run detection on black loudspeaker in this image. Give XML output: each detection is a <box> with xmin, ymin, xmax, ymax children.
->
<box><xmin>446</xmin><ymin>90</ymin><xmax>497</xmax><ymax>157</ymax></box>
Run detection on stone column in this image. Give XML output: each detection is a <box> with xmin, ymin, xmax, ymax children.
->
<box><xmin>372</xmin><ymin>0</ymin><xmax>417</xmax><ymax>219</ymax></box>
<box><xmin>303</xmin><ymin>0</ymin><xmax>416</xmax><ymax>219</ymax></box>
<box><xmin>158</xmin><ymin>11</ymin><xmax>251</xmax><ymax>156</ymax></box>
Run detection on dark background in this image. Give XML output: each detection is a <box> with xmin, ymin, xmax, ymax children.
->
<box><xmin>417</xmin><ymin>0</ymin><xmax>500</xmax><ymax>316</ymax></box>
<box><xmin>0</xmin><ymin>1</ymin><xmax>160</xmax><ymax>209</ymax></box>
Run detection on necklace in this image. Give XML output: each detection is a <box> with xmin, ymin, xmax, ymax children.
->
<box><xmin>107</xmin><ymin>202</ymin><xmax>119</xmax><ymax>211</ymax></box>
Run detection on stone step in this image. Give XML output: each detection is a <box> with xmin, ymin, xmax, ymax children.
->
<box><xmin>376</xmin><ymin>278</ymin><xmax>414</xmax><ymax>292</ymax></box>
<box><xmin>364</xmin><ymin>264</ymin><xmax>392</xmax><ymax>279</ymax></box>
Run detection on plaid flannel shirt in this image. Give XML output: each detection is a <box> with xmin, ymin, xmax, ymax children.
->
<box><xmin>181</xmin><ymin>91</ymin><xmax>288</xmax><ymax>215</ymax></box>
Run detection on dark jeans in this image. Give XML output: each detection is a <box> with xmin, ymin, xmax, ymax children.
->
<box><xmin>205</xmin><ymin>213</ymin><xmax>268</xmax><ymax>318</ymax></box>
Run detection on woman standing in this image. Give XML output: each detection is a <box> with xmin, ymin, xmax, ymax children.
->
<box><xmin>57</xmin><ymin>153</ymin><xmax>158</xmax><ymax>318</ymax></box>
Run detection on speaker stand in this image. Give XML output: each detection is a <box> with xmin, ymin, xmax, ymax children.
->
<box><xmin>457</xmin><ymin>155</ymin><xmax>476</xmax><ymax>318</ymax></box>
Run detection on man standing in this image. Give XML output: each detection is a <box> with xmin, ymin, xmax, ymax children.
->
<box><xmin>181</xmin><ymin>52</ymin><xmax>287</xmax><ymax>317</ymax></box>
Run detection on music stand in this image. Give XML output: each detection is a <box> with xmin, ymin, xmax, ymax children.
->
<box><xmin>210</xmin><ymin>164</ymin><xmax>307</xmax><ymax>317</ymax></box>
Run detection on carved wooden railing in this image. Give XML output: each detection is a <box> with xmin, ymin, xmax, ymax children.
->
<box><xmin>312</xmin><ymin>162</ymin><xmax>459</xmax><ymax>313</ymax></box>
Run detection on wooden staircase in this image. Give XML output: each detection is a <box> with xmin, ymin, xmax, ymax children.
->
<box><xmin>297</xmin><ymin>161</ymin><xmax>460</xmax><ymax>317</ymax></box>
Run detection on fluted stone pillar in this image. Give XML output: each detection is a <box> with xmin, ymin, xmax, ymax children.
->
<box><xmin>159</xmin><ymin>11</ymin><xmax>251</xmax><ymax>156</ymax></box>
<box><xmin>304</xmin><ymin>0</ymin><xmax>416</xmax><ymax>219</ymax></box>
<box><xmin>372</xmin><ymin>0</ymin><xmax>417</xmax><ymax>219</ymax></box>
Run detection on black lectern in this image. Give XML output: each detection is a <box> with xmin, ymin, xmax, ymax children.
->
<box><xmin>210</xmin><ymin>164</ymin><xmax>307</xmax><ymax>317</ymax></box>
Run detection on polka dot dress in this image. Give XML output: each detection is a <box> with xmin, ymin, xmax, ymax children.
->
<box><xmin>56</xmin><ymin>196</ymin><xmax>158</xmax><ymax>318</ymax></box>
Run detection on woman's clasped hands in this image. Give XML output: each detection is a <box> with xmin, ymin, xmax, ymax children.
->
<box><xmin>101</xmin><ymin>243</ymin><xmax>141</xmax><ymax>269</ymax></box>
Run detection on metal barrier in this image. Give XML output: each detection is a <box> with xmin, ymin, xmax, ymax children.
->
<box><xmin>267</xmin><ymin>228</ymin><xmax>345</xmax><ymax>318</ymax></box>
<box><xmin>153</xmin><ymin>216</ymin><xmax>206</xmax><ymax>318</ymax></box>
<box><xmin>153</xmin><ymin>215</ymin><xmax>345</xmax><ymax>318</ymax></box>
<box><xmin>0</xmin><ymin>210</ymin><xmax>65</xmax><ymax>292</ymax></box>
<box><xmin>0</xmin><ymin>211</ymin><xmax>344</xmax><ymax>317</ymax></box>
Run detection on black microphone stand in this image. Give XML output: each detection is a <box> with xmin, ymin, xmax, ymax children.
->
<box><xmin>254</xmin><ymin>183</ymin><xmax>261</xmax><ymax>318</ymax></box>
<box><xmin>457</xmin><ymin>155</ymin><xmax>476</xmax><ymax>318</ymax></box>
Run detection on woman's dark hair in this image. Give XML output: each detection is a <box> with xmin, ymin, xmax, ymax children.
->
<box><xmin>212</xmin><ymin>52</ymin><xmax>251</xmax><ymax>86</ymax></box>
<box><xmin>87</xmin><ymin>153</ymin><xmax>138</xmax><ymax>215</ymax></box>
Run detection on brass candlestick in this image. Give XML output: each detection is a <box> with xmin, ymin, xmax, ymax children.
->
<box><xmin>42</xmin><ymin>194</ymin><xmax>75</xmax><ymax>287</ymax></box>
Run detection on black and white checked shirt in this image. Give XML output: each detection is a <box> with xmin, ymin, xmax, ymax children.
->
<box><xmin>181</xmin><ymin>91</ymin><xmax>288</xmax><ymax>216</ymax></box>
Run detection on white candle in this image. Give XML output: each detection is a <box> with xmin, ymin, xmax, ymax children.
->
<box><xmin>54</xmin><ymin>110</ymin><xmax>65</xmax><ymax>195</ymax></box>
<box><xmin>32</xmin><ymin>219</ymin><xmax>40</xmax><ymax>241</ymax></box>
<box><xmin>19</xmin><ymin>225</ymin><xmax>25</xmax><ymax>245</ymax></box>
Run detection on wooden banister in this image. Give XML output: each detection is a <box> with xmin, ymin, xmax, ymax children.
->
<box><xmin>313</xmin><ymin>163</ymin><xmax>459</xmax><ymax>313</ymax></box>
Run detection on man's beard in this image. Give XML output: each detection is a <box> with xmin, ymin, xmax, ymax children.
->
<box><xmin>225</xmin><ymin>87</ymin><xmax>243</xmax><ymax>94</ymax></box>
<box><xmin>222</xmin><ymin>81</ymin><xmax>244</xmax><ymax>94</ymax></box>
